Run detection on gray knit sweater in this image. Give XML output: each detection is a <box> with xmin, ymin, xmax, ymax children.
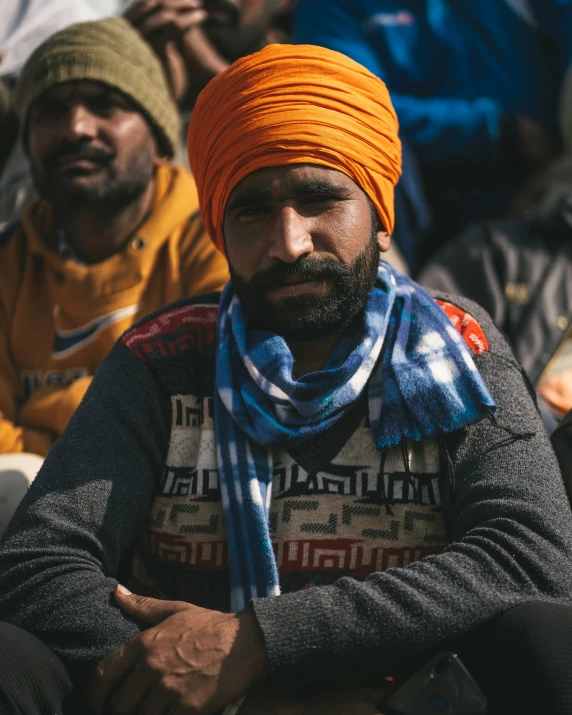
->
<box><xmin>0</xmin><ymin>291</ymin><xmax>571</xmax><ymax>692</ymax></box>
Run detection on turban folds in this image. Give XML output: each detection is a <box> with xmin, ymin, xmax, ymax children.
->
<box><xmin>188</xmin><ymin>44</ymin><xmax>402</xmax><ymax>253</ymax></box>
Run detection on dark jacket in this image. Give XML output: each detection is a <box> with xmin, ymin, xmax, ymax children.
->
<box><xmin>0</xmin><ymin>291</ymin><xmax>571</xmax><ymax>691</ymax></box>
<box><xmin>419</xmin><ymin>165</ymin><xmax>572</xmax><ymax>384</ymax></box>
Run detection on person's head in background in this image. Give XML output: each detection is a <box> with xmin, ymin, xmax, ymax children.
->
<box><xmin>14</xmin><ymin>17</ymin><xmax>180</xmax><ymax>263</ymax></box>
<box><xmin>124</xmin><ymin>0</ymin><xmax>274</xmax><ymax>104</ymax></box>
<box><xmin>0</xmin><ymin>0</ymin><xmax>99</xmax><ymax>200</ymax></box>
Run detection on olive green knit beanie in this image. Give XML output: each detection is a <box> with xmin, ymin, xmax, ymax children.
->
<box><xmin>14</xmin><ymin>17</ymin><xmax>180</xmax><ymax>157</ymax></box>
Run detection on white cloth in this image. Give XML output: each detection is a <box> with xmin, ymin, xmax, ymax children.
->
<box><xmin>0</xmin><ymin>453</ymin><xmax>43</xmax><ymax>536</ymax></box>
<box><xmin>0</xmin><ymin>0</ymin><xmax>98</xmax><ymax>78</ymax></box>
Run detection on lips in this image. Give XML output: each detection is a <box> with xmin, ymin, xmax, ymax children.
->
<box><xmin>53</xmin><ymin>154</ymin><xmax>103</xmax><ymax>170</ymax></box>
<box><xmin>267</xmin><ymin>278</ymin><xmax>326</xmax><ymax>298</ymax></box>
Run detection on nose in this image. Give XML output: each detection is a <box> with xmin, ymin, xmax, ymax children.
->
<box><xmin>267</xmin><ymin>206</ymin><xmax>314</xmax><ymax>264</ymax></box>
<box><xmin>61</xmin><ymin>103</ymin><xmax>98</xmax><ymax>143</ymax></box>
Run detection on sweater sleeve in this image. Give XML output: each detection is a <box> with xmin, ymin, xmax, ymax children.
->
<box><xmin>293</xmin><ymin>0</ymin><xmax>504</xmax><ymax>167</ymax></box>
<box><xmin>0</xmin><ymin>339</ymin><xmax>171</xmax><ymax>686</ymax></box>
<box><xmin>251</xmin><ymin>299</ymin><xmax>572</xmax><ymax>691</ymax></box>
<box><xmin>0</xmin><ymin>267</ymin><xmax>54</xmax><ymax>456</ymax></box>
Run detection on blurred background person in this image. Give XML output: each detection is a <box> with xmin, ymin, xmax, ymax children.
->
<box><xmin>420</xmin><ymin>69</ymin><xmax>572</xmax><ymax>433</ymax></box>
<box><xmin>124</xmin><ymin>0</ymin><xmax>273</xmax><ymax>108</ymax></box>
<box><xmin>294</xmin><ymin>0</ymin><xmax>572</xmax><ymax>270</ymax></box>
<box><xmin>0</xmin><ymin>0</ymin><xmax>99</xmax><ymax>224</ymax></box>
<box><xmin>0</xmin><ymin>17</ymin><xmax>229</xmax><ymax>532</ymax></box>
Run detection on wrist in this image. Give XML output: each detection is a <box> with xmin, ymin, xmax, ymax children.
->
<box><xmin>236</xmin><ymin>607</ymin><xmax>270</xmax><ymax>682</ymax></box>
<box><xmin>178</xmin><ymin>27</ymin><xmax>229</xmax><ymax>84</ymax></box>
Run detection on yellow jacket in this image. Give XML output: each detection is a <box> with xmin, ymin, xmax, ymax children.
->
<box><xmin>0</xmin><ymin>164</ymin><xmax>228</xmax><ymax>456</ymax></box>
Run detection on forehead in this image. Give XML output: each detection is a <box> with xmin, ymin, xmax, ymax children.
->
<box><xmin>35</xmin><ymin>80</ymin><xmax>132</xmax><ymax>106</ymax></box>
<box><xmin>227</xmin><ymin>164</ymin><xmax>361</xmax><ymax>199</ymax></box>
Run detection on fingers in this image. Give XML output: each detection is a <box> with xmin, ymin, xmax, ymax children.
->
<box><xmin>114</xmin><ymin>586</ymin><xmax>193</xmax><ymax>625</ymax></box>
<box><xmin>108</xmin><ymin>660</ymin><xmax>155</xmax><ymax>715</ymax></box>
<box><xmin>125</xmin><ymin>0</ymin><xmax>203</xmax><ymax>23</ymax></box>
<box><xmin>125</xmin><ymin>0</ymin><xmax>207</xmax><ymax>42</ymax></box>
<box><xmin>138</xmin><ymin>686</ymin><xmax>171</xmax><ymax>715</ymax></box>
<box><xmin>87</xmin><ymin>643</ymin><xmax>140</xmax><ymax>715</ymax></box>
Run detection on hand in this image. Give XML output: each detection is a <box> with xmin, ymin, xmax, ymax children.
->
<box><xmin>238</xmin><ymin>684</ymin><xmax>391</xmax><ymax>715</ymax></box>
<box><xmin>176</xmin><ymin>22</ymin><xmax>229</xmax><ymax>88</ymax></box>
<box><xmin>125</xmin><ymin>0</ymin><xmax>207</xmax><ymax>43</ymax></box>
<box><xmin>155</xmin><ymin>40</ymin><xmax>191</xmax><ymax>100</ymax></box>
<box><xmin>87</xmin><ymin>586</ymin><xmax>268</xmax><ymax>715</ymax></box>
<box><xmin>537</xmin><ymin>369</ymin><xmax>572</xmax><ymax>417</ymax></box>
<box><xmin>516</xmin><ymin>116</ymin><xmax>560</xmax><ymax>170</ymax></box>
<box><xmin>125</xmin><ymin>0</ymin><xmax>228</xmax><ymax>92</ymax></box>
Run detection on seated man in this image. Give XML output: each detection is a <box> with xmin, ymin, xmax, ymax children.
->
<box><xmin>419</xmin><ymin>78</ymin><xmax>572</xmax><ymax>430</ymax></box>
<box><xmin>0</xmin><ymin>0</ymin><xmax>100</xmax><ymax>223</ymax></box>
<box><xmin>1</xmin><ymin>45</ymin><xmax>572</xmax><ymax>715</ymax></box>
<box><xmin>124</xmin><ymin>0</ymin><xmax>271</xmax><ymax>104</ymax></box>
<box><xmin>0</xmin><ymin>17</ymin><xmax>229</xmax><ymax>461</ymax></box>
<box><xmin>294</xmin><ymin>0</ymin><xmax>571</xmax><ymax>258</ymax></box>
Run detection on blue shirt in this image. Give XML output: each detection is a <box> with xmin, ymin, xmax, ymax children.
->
<box><xmin>294</xmin><ymin>0</ymin><xmax>572</xmax><ymax>168</ymax></box>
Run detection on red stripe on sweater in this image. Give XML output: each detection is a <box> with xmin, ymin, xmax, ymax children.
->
<box><xmin>123</xmin><ymin>303</ymin><xmax>219</xmax><ymax>363</ymax></box>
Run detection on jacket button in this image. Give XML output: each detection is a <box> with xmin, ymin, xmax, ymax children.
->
<box><xmin>557</xmin><ymin>315</ymin><xmax>568</xmax><ymax>330</ymax></box>
<box><xmin>131</xmin><ymin>237</ymin><xmax>147</xmax><ymax>251</ymax></box>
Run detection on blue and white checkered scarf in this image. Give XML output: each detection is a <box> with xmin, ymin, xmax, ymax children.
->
<box><xmin>215</xmin><ymin>260</ymin><xmax>496</xmax><ymax>611</ymax></box>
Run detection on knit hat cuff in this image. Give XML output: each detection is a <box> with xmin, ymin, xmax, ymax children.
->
<box><xmin>14</xmin><ymin>17</ymin><xmax>180</xmax><ymax>157</ymax></box>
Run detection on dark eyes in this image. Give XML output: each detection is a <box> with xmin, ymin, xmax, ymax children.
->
<box><xmin>236</xmin><ymin>206</ymin><xmax>269</xmax><ymax>218</ymax></box>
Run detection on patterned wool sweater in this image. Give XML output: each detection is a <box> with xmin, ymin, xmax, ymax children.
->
<box><xmin>0</xmin><ymin>291</ymin><xmax>572</xmax><ymax>692</ymax></box>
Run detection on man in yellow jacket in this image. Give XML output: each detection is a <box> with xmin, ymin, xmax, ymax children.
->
<box><xmin>0</xmin><ymin>17</ymin><xmax>228</xmax><ymax>468</ymax></box>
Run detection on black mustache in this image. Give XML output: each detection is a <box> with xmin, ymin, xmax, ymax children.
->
<box><xmin>44</xmin><ymin>143</ymin><xmax>115</xmax><ymax>169</ymax></box>
<box><xmin>246</xmin><ymin>258</ymin><xmax>351</xmax><ymax>294</ymax></box>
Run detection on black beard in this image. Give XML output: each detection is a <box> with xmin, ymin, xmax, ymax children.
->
<box><xmin>32</xmin><ymin>139</ymin><xmax>155</xmax><ymax>216</ymax></box>
<box><xmin>232</xmin><ymin>229</ymin><xmax>380</xmax><ymax>341</ymax></box>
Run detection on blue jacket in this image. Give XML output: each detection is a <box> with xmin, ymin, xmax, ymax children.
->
<box><xmin>294</xmin><ymin>0</ymin><xmax>572</xmax><ymax>168</ymax></box>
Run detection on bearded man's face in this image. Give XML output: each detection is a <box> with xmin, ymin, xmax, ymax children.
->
<box><xmin>28</xmin><ymin>80</ymin><xmax>160</xmax><ymax>217</ymax></box>
<box><xmin>223</xmin><ymin>164</ymin><xmax>388</xmax><ymax>341</ymax></box>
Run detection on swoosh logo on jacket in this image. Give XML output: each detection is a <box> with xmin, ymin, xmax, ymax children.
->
<box><xmin>52</xmin><ymin>303</ymin><xmax>140</xmax><ymax>359</ymax></box>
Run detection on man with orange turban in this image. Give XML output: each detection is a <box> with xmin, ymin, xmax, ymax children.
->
<box><xmin>1</xmin><ymin>44</ymin><xmax>572</xmax><ymax>715</ymax></box>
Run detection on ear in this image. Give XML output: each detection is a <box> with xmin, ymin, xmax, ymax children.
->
<box><xmin>377</xmin><ymin>229</ymin><xmax>391</xmax><ymax>253</ymax></box>
<box><xmin>150</xmin><ymin>130</ymin><xmax>171</xmax><ymax>167</ymax></box>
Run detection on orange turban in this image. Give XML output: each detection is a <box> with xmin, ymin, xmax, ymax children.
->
<box><xmin>188</xmin><ymin>44</ymin><xmax>402</xmax><ymax>253</ymax></box>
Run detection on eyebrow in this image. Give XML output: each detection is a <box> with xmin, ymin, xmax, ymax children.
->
<box><xmin>225</xmin><ymin>180</ymin><xmax>352</xmax><ymax>213</ymax></box>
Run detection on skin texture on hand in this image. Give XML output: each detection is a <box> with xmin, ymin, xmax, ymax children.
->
<box><xmin>87</xmin><ymin>586</ymin><xmax>268</xmax><ymax>715</ymax></box>
<box><xmin>125</xmin><ymin>0</ymin><xmax>208</xmax><ymax>44</ymax></box>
